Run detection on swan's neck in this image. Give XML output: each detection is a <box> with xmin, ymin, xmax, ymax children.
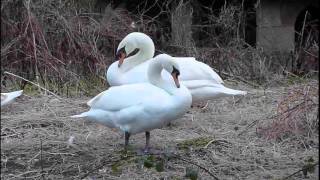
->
<box><xmin>120</xmin><ymin>40</ymin><xmax>155</xmax><ymax>73</ymax></box>
<box><xmin>148</xmin><ymin>60</ymin><xmax>176</xmax><ymax>94</ymax></box>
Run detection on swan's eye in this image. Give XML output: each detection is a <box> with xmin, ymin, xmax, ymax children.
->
<box><xmin>127</xmin><ymin>48</ymin><xmax>139</xmax><ymax>58</ymax></box>
<box><xmin>172</xmin><ymin>66</ymin><xmax>180</xmax><ymax>76</ymax></box>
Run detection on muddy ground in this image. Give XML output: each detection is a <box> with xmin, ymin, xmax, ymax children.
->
<box><xmin>1</xmin><ymin>81</ymin><xmax>319</xmax><ymax>180</ymax></box>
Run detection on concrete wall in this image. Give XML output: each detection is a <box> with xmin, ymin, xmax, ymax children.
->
<box><xmin>256</xmin><ymin>0</ymin><xmax>316</xmax><ymax>52</ymax></box>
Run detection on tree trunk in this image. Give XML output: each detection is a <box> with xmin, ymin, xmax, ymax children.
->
<box><xmin>171</xmin><ymin>0</ymin><xmax>195</xmax><ymax>56</ymax></box>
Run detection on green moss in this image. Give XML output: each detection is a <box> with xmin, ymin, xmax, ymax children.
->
<box><xmin>110</xmin><ymin>149</ymin><xmax>137</xmax><ymax>175</ymax></box>
<box><xmin>302</xmin><ymin>157</ymin><xmax>316</xmax><ymax>177</ymax></box>
<box><xmin>111</xmin><ymin>149</ymin><xmax>169</xmax><ymax>174</ymax></box>
<box><xmin>171</xmin><ymin>176</ymin><xmax>182</xmax><ymax>180</ymax></box>
<box><xmin>19</xmin><ymin>74</ymin><xmax>106</xmax><ymax>97</ymax></box>
<box><xmin>116</xmin><ymin>147</ymin><xmax>136</xmax><ymax>158</ymax></box>
<box><xmin>141</xmin><ymin>155</ymin><xmax>156</xmax><ymax>168</ymax></box>
<box><xmin>177</xmin><ymin>137</ymin><xmax>213</xmax><ymax>150</ymax></box>
<box><xmin>185</xmin><ymin>167</ymin><xmax>198</xmax><ymax>180</ymax></box>
<box><xmin>143</xmin><ymin>158</ymin><xmax>154</xmax><ymax>168</ymax></box>
<box><xmin>286</xmin><ymin>74</ymin><xmax>307</xmax><ymax>85</ymax></box>
<box><xmin>111</xmin><ymin>161</ymin><xmax>122</xmax><ymax>175</ymax></box>
<box><xmin>155</xmin><ymin>160</ymin><xmax>165</xmax><ymax>172</ymax></box>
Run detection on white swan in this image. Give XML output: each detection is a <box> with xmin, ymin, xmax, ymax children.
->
<box><xmin>72</xmin><ymin>54</ymin><xmax>192</xmax><ymax>152</ymax></box>
<box><xmin>106</xmin><ymin>32</ymin><xmax>246</xmax><ymax>103</ymax></box>
<box><xmin>1</xmin><ymin>90</ymin><xmax>23</xmax><ymax>107</ymax></box>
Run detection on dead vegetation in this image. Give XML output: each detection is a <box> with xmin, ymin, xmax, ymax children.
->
<box><xmin>1</xmin><ymin>0</ymin><xmax>318</xmax><ymax>94</ymax></box>
<box><xmin>1</xmin><ymin>0</ymin><xmax>319</xmax><ymax>179</ymax></box>
<box><xmin>1</xmin><ymin>82</ymin><xmax>318</xmax><ymax>179</ymax></box>
<box><xmin>257</xmin><ymin>81</ymin><xmax>318</xmax><ymax>142</ymax></box>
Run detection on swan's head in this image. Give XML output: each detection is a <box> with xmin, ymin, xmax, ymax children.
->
<box><xmin>156</xmin><ymin>54</ymin><xmax>181</xmax><ymax>88</ymax></box>
<box><xmin>116</xmin><ymin>32</ymin><xmax>154</xmax><ymax>67</ymax></box>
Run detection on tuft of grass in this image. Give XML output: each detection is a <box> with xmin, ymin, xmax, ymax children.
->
<box><xmin>177</xmin><ymin>137</ymin><xmax>213</xmax><ymax>150</ymax></box>
<box><xmin>185</xmin><ymin>167</ymin><xmax>198</xmax><ymax>180</ymax></box>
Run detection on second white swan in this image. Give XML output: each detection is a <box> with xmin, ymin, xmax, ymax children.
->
<box><xmin>106</xmin><ymin>32</ymin><xmax>246</xmax><ymax>103</ymax></box>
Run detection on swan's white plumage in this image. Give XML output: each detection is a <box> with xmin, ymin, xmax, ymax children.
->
<box><xmin>1</xmin><ymin>90</ymin><xmax>23</xmax><ymax>107</ymax></box>
<box><xmin>106</xmin><ymin>32</ymin><xmax>246</xmax><ymax>103</ymax></box>
<box><xmin>72</xmin><ymin>54</ymin><xmax>192</xmax><ymax>135</ymax></box>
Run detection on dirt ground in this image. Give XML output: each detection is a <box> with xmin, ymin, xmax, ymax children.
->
<box><xmin>1</xmin><ymin>81</ymin><xmax>319</xmax><ymax>180</ymax></box>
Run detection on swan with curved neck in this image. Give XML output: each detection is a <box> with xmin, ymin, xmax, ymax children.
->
<box><xmin>73</xmin><ymin>54</ymin><xmax>192</xmax><ymax>152</ymax></box>
<box><xmin>106</xmin><ymin>32</ymin><xmax>247</xmax><ymax>103</ymax></box>
<box><xmin>116</xmin><ymin>32</ymin><xmax>155</xmax><ymax>72</ymax></box>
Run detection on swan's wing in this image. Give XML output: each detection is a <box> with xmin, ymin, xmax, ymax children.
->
<box><xmin>174</xmin><ymin>57</ymin><xmax>224</xmax><ymax>84</ymax></box>
<box><xmin>87</xmin><ymin>83</ymin><xmax>170</xmax><ymax>111</ymax></box>
<box><xmin>181</xmin><ymin>79</ymin><xmax>224</xmax><ymax>89</ymax></box>
<box><xmin>182</xmin><ymin>80</ymin><xmax>246</xmax><ymax>94</ymax></box>
<box><xmin>1</xmin><ymin>90</ymin><xmax>23</xmax><ymax>107</ymax></box>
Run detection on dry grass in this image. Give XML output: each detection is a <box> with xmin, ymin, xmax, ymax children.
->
<box><xmin>257</xmin><ymin>80</ymin><xmax>318</xmax><ymax>141</ymax></box>
<box><xmin>1</xmin><ymin>1</ymin><xmax>319</xmax><ymax>179</ymax></box>
<box><xmin>1</xmin><ymin>81</ymin><xmax>318</xmax><ymax>179</ymax></box>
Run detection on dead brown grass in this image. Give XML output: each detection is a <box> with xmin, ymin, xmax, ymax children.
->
<box><xmin>1</xmin><ymin>81</ymin><xmax>318</xmax><ymax>179</ymax></box>
<box><xmin>257</xmin><ymin>80</ymin><xmax>318</xmax><ymax>141</ymax></box>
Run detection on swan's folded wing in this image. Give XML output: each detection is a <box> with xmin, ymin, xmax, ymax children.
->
<box><xmin>87</xmin><ymin>83</ymin><xmax>170</xmax><ymax>111</ymax></box>
<box><xmin>174</xmin><ymin>57</ymin><xmax>223</xmax><ymax>84</ymax></box>
<box><xmin>181</xmin><ymin>79</ymin><xmax>225</xmax><ymax>89</ymax></box>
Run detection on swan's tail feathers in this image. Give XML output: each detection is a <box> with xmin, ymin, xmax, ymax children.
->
<box><xmin>223</xmin><ymin>87</ymin><xmax>247</xmax><ymax>96</ymax></box>
<box><xmin>87</xmin><ymin>91</ymin><xmax>106</xmax><ymax>107</ymax></box>
<box><xmin>1</xmin><ymin>90</ymin><xmax>23</xmax><ymax>107</ymax></box>
<box><xmin>9</xmin><ymin>90</ymin><xmax>23</xmax><ymax>98</ymax></box>
<box><xmin>70</xmin><ymin>112</ymin><xmax>89</xmax><ymax>118</ymax></box>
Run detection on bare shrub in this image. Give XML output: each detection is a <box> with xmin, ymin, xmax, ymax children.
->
<box><xmin>1</xmin><ymin>0</ymin><xmax>134</xmax><ymax>95</ymax></box>
<box><xmin>257</xmin><ymin>81</ymin><xmax>318</xmax><ymax>142</ymax></box>
<box><xmin>1</xmin><ymin>0</ymin><xmax>318</xmax><ymax>94</ymax></box>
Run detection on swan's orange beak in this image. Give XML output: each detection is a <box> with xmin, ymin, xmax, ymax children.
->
<box><xmin>117</xmin><ymin>52</ymin><xmax>126</xmax><ymax>67</ymax></box>
<box><xmin>171</xmin><ymin>72</ymin><xmax>180</xmax><ymax>88</ymax></box>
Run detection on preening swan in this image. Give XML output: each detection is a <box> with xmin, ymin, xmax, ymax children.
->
<box><xmin>106</xmin><ymin>32</ymin><xmax>246</xmax><ymax>103</ymax></box>
<box><xmin>1</xmin><ymin>90</ymin><xmax>23</xmax><ymax>107</ymax></box>
<box><xmin>72</xmin><ymin>54</ymin><xmax>192</xmax><ymax>152</ymax></box>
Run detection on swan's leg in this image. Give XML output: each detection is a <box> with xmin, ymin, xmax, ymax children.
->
<box><xmin>124</xmin><ymin>132</ymin><xmax>130</xmax><ymax>150</ymax></box>
<box><xmin>144</xmin><ymin>131</ymin><xmax>150</xmax><ymax>153</ymax></box>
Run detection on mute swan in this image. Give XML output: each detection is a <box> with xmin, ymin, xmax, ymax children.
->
<box><xmin>106</xmin><ymin>32</ymin><xmax>246</xmax><ymax>103</ymax></box>
<box><xmin>1</xmin><ymin>90</ymin><xmax>23</xmax><ymax>107</ymax></box>
<box><xmin>72</xmin><ymin>54</ymin><xmax>192</xmax><ymax>152</ymax></box>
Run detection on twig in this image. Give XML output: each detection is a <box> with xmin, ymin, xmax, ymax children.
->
<box><xmin>6</xmin><ymin>171</ymin><xmax>39</xmax><ymax>180</ymax></box>
<box><xmin>4</xmin><ymin>71</ymin><xmax>62</xmax><ymax>100</ymax></box>
<box><xmin>238</xmin><ymin>119</ymin><xmax>261</xmax><ymax>136</ymax></box>
<box><xmin>40</xmin><ymin>138</ymin><xmax>45</xmax><ymax>180</ymax></box>
<box><xmin>282</xmin><ymin>161</ymin><xmax>318</xmax><ymax>180</ymax></box>
<box><xmin>238</xmin><ymin>99</ymin><xmax>313</xmax><ymax>136</ymax></box>
<box><xmin>80</xmin><ymin>154</ymin><xmax>118</xmax><ymax>179</ymax></box>
<box><xmin>171</xmin><ymin>153</ymin><xmax>220</xmax><ymax>180</ymax></box>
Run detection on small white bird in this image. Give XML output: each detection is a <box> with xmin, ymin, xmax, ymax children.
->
<box><xmin>72</xmin><ymin>54</ymin><xmax>192</xmax><ymax>152</ymax></box>
<box><xmin>1</xmin><ymin>90</ymin><xmax>23</xmax><ymax>107</ymax></box>
<box><xmin>106</xmin><ymin>32</ymin><xmax>247</xmax><ymax>103</ymax></box>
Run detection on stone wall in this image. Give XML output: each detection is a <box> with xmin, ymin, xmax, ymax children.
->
<box><xmin>256</xmin><ymin>0</ymin><xmax>317</xmax><ymax>52</ymax></box>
